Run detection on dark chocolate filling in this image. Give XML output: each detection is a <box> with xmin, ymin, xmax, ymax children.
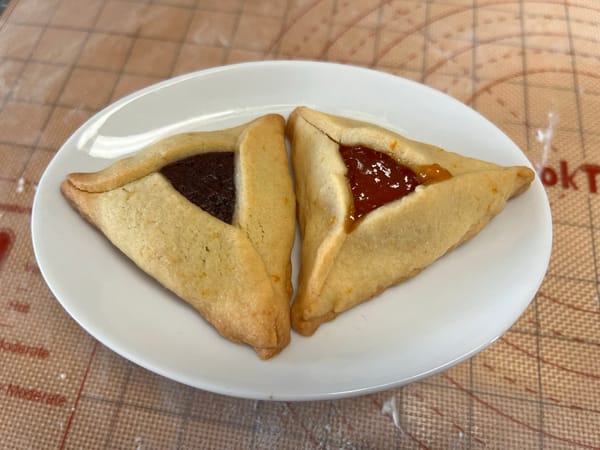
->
<box><xmin>160</xmin><ymin>152</ymin><xmax>235</xmax><ymax>224</ymax></box>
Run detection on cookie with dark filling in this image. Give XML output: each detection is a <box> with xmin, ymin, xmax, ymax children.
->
<box><xmin>61</xmin><ymin>115</ymin><xmax>295</xmax><ymax>359</ymax></box>
<box><xmin>286</xmin><ymin>106</ymin><xmax>534</xmax><ymax>336</ymax></box>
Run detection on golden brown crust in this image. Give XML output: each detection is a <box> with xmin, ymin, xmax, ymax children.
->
<box><xmin>234</xmin><ymin>116</ymin><xmax>296</xmax><ymax>318</ymax></box>
<box><xmin>66</xmin><ymin>130</ymin><xmax>243</xmax><ymax>193</ymax></box>
<box><xmin>287</xmin><ymin>106</ymin><xmax>535</xmax><ymax>336</ymax></box>
<box><xmin>61</xmin><ymin>115</ymin><xmax>294</xmax><ymax>358</ymax></box>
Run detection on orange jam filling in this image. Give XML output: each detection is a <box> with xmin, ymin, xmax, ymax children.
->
<box><xmin>339</xmin><ymin>145</ymin><xmax>452</xmax><ymax>230</ymax></box>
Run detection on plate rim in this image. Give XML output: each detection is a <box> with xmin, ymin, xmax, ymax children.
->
<box><xmin>31</xmin><ymin>60</ymin><xmax>553</xmax><ymax>401</ymax></box>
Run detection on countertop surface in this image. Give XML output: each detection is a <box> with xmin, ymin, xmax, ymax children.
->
<box><xmin>0</xmin><ymin>0</ymin><xmax>599</xmax><ymax>448</ymax></box>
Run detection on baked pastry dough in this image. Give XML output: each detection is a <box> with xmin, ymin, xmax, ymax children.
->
<box><xmin>61</xmin><ymin>115</ymin><xmax>295</xmax><ymax>359</ymax></box>
<box><xmin>286</xmin><ymin>106</ymin><xmax>535</xmax><ymax>336</ymax></box>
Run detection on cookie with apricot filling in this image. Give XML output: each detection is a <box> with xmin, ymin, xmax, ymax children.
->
<box><xmin>286</xmin><ymin>106</ymin><xmax>534</xmax><ymax>336</ymax></box>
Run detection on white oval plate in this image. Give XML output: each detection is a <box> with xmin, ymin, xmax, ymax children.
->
<box><xmin>32</xmin><ymin>61</ymin><xmax>551</xmax><ymax>401</ymax></box>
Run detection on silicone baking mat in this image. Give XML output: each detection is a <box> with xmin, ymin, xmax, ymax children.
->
<box><xmin>0</xmin><ymin>0</ymin><xmax>599</xmax><ymax>448</ymax></box>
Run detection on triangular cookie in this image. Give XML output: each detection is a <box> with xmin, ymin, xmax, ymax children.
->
<box><xmin>62</xmin><ymin>115</ymin><xmax>295</xmax><ymax>359</ymax></box>
<box><xmin>286</xmin><ymin>106</ymin><xmax>534</xmax><ymax>336</ymax></box>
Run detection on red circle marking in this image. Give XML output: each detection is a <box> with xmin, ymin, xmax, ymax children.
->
<box><xmin>0</xmin><ymin>229</ymin><xmax>13</xmax><ymax>267</ymax></box>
